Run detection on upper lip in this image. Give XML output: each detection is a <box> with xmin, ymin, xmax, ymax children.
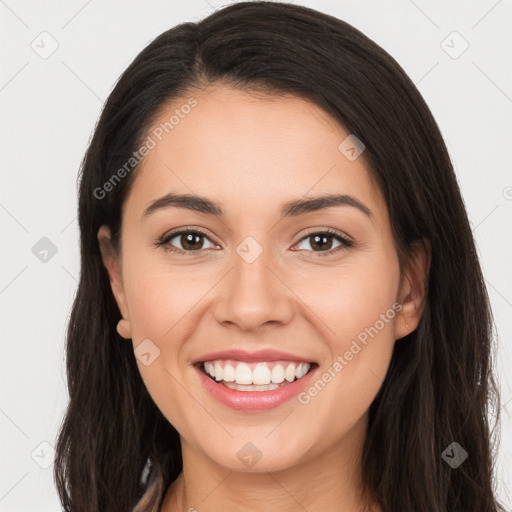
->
<box><xmin>192</xmin><ymin>349</ymin><xmax>315</xmax><ymax>364</ymax></box>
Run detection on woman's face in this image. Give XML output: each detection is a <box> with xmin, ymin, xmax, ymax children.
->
<box><xmin>99</xmin><ymin>85</ymin><xmax>423</xmax><ymax>473</ymax></box>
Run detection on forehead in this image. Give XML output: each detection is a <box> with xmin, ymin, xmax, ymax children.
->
<box><xmin>124</xmin><ymin>85</ymin><xmax>385</xmax><ymax>224</ymax></box>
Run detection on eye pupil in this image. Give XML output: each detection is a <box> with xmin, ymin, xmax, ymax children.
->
<box><xmin>311</xmin><ymin>234</ymin><xmax>333</xmax><ymax>251</ymax></box>
<box><xmin>182</xmin><ymin>233</ymin><xmax>203</xmax><ymax>250</ymax></box>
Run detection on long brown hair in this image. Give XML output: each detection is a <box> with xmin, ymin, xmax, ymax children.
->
<box><xmin>53</xmin><ymin>2</ymin><xmax>505</xmax><ymax>510</ymax></box>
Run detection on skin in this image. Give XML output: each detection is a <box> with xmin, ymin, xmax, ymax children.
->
<box><xmin>98</xmin><ymin>85</ymin><xmax>429</xmax><ymax>512</ymax></box>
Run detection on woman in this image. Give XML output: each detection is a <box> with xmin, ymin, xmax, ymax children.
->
<box><xmin>53</xmin><ymin>2</ymin><xmax>506</xmax><ymax>511</ymax></box>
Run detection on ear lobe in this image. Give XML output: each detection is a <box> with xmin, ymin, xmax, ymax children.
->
<box><xmin>97</xmin><ymin>225</ymin><xmax>130</xmax><ymax>322</ymax></box>
<box><xmin>395</xmin><ymin>239</ymin><xmax>431</xmax><ymax>339</ymax></box>
<box><xmin>116</xmin><ymin>318</ymin><xmax>132</xmax><ymax>339</ymax></box>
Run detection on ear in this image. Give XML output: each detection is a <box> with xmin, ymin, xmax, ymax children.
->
<box><xmin>395</xmin><ymin>239</ymin><xmax>431</xmax><ymax>340</ymax></box>
<box><xmin>97</xmin><ymin>225</ymin><xmax>132</xmax><ymax>338</ymax></box>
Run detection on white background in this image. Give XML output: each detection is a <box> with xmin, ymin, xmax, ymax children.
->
<box><xmin>0</xmin><ymin>0</ymin><xmax>511</xmax><ymax>510</ymax></box>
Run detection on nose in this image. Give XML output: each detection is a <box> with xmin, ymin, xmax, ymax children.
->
<box><xmin>212</xmin><ymin>239</ymin><xmax>295</xmax><ymax>332</ymax></box>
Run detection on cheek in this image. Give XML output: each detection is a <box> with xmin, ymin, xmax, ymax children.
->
<box><xmin>121</xmin><ymin>250</ymin><xmax>214</xmax><ymax>341</ymax></box>
<box><xmin>121</xmin><ymin>252</ymin><xmax>207</xmax><ymax>436</ymax></box>
<box><xmin>297</xmin><ymin>255</ymin><xmax>400</xmax><ymax>434</ymax></box>
<box><xmin>302</xmin><ymin>249</ymin><xmax>400</xmax><ymax>347</ymax></box>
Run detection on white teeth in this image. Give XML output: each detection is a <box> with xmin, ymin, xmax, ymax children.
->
<box><xmin>222</xmin><ymin>381</ymin><xmax>280</xmax><ymax>392</ymax></box>
<box><xmin>202</xmin><ymin>360</ymin><xmax>311</xmax><ymax>386</ymax></box>
<box><xmin>271</xmin><ymin>365</ymin><xmax>285</xmax><ymax>383</ymax></box>
<box><xmin>252</xmin><ymin>364</ymin><xmax>271</xmax><ymax>385</ymax></box>
<box><xmin>295</xmin><ymin>363</ymin><xmax>308</xmax><ymax>379</ymax></box>
<box><xmin>223</xmin><ymin>364</ymin><xmax>235</xmax><ymax>382</ymax></box>
<box><xmin>214</xmin><ymin>362</ymin><xmax>223</xmax><ymax>381</ymax></box>
<box><xmin>205</xmin><ymin>362</ymin><xmax>215</xmax><ymax>378</ymax></box>
<box><xmin>285</xmin><ymin>363</ymin><xmax>296</xmax><ymax>382</ymax></box>
<box><xmin>235</xmin><ymin>363</ymin><xmax>253</xmax><ymax>384</ymax></box>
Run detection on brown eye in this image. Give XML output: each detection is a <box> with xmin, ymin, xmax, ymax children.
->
<box><xmin>294</xmin><ymin>229</ymin><xmax>353</xmax><ymax>255</ymax></box>
<box><xmin>159</xmin><ymin>229</ymin><xmax>216</xmax><ymax>254</ymax></box>
<box><xmin>176</xmin><ymin>232</ymin><xmax>205</xmax><ymax>251</ymax></box>
<box><xmin>309</xmin><ymin>233</ymin><xmax>336</xmax><ymax>251</ymax></box>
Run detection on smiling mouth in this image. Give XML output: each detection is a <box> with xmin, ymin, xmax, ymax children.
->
<box><xmin>195</xmin><ymin>359</ymin><xmax>318</xmax><ymax>392</ymax></box>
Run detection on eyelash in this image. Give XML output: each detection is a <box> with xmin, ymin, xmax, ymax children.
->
<box><xmin>155</xmin><ymin>227</ymin><xmax>354</xmax><ymax>257</ymax></box>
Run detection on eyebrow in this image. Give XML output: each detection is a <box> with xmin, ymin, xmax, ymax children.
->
<box><xmin>142</xmin><ymin>192</ymin><xmax>373</xmax><ymax>220</ymax></box>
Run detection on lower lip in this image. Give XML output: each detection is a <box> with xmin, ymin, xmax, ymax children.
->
<box><xmin>195</xmin><ymin>364</ymin><xmax>318</xmax><ymax>412</ymax></box>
